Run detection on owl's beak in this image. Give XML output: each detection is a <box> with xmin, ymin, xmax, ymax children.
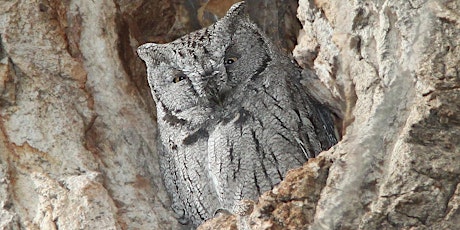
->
<box><xmin>207</xmin><ymin>80</ymin><xmax>230</xmax><ymax>106</ymax></box>
<box><xmin>214</xmin><ymin>92</ymin><xmax>227</xmax><ymax>106</ymax></box>
<box><xmin>206</xmin><ymin>82</ymin><xmax>224</xmax><ymax>106</ymax></box>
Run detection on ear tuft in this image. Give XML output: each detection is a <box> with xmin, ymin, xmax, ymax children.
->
<box><xmin>137</xmin><ymin>43</ymin><xmax>158</xmax><ymax>62</ymax></box>
<box><xmin>214</xmin><ymin>1</ymin><xmax>248</xmax><ymax>32</ymax></box>
<box><xmin>224</xmin><ymin>1</ymin><xmax>246</xmax><ymax>20</ymax></box>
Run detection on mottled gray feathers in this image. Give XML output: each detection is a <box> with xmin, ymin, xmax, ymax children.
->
<box><xmin>138</xmin><ymin>1</ymin><xmax>337</xmax><ymax>227</ymax></box>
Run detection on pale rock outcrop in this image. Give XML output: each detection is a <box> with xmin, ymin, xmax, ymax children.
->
<box><xmin>0</xmin><ymin>0</ymin><xmax>179</xmax><ymax>229</ymax></box>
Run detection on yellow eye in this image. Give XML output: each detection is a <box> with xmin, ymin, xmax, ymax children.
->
<box><xmin>173</xmin><ymin>73</ymin><xmax>187</xmax><ymax>83</ymax></box>
<box><xmin>225</xmin><ymin>57</ymin><xmax>238</xmax><ymax>65</ymax></box>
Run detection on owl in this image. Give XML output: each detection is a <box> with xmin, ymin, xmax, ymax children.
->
<box><xmin>137</xmin><ymin>2</ymin><xmax>337</xmax><ymax>227</ymax></box>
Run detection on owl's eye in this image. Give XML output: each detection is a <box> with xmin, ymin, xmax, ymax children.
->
<box><xmin>224</xmin><ymin>57</ymin><xmax>238</xmax><ymax>65</ymax></box>
<box><xmin>173</xmin><ymin>73</ymin><xmax>187</xmax><ymax>83</ymax></box>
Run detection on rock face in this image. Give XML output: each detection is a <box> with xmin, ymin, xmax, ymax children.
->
<box><xmin>0</xmin><ymin>0</ymin><xmax>458</xmax><ymax>230</ymax></box>
<box><xmin>0</xmin><ymin>0</ymin><xmax>179</xmax><ymax>229</ymax></box>
<box><xmin>295</xmin><ymin>0</ymin><xmax>460</xmax><ymax>228</ymax></box>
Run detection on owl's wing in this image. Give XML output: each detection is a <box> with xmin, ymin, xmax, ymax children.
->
<box><xmin>158</xmin><ymin>143</ymin><xmax>190</xmax><ymax>224</ymax></box>
<box><xmin>295</xmin><ymin>89</ymin><xmax>338</xmax><ymax>155</ymax></box>
<box><xmin>160</xmin><ymin>133</ymin><xmax>221</xmax><ymax>225</ymax></box>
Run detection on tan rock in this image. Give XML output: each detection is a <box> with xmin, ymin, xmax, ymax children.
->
<box><xmin>0</xmin><ymin>0</ymin><xmax>180</xmax><ymax>228</ymax></box>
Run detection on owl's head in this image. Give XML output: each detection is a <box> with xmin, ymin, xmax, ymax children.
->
<box><xmin>138</xmin><ymin>2</ymin><xmax>273</xmax><ymax>122</ymax></box>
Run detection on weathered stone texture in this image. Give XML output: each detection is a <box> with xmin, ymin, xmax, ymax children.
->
<box><xmin>0</xmin><ymin>0</ymin><xmax>179</xmax><ymax>229</ymax></box>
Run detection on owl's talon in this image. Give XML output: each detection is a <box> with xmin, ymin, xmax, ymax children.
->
<box><xmin>233</xmin><ymin>199</ymin><xmax>255</xmax><ymax>216</ymax></box>
<box><xmin>213</xmin><ymin>208</ymin><xmax>233</xmax><ymax>217</ymax></box>
<box><xmin>172</xmin><ymin>206</ymin><xmax>189</xmax><ymax>225</ymax></box>
<box><xmin>177</xmin><ymin>216</ymin><xmax>190</xmax><ymax>225</ymax></box>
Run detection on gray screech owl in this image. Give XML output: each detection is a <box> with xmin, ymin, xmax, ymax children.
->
<box><xmin>137</xmin><ymin>2</ymin><xmax>337</xmax><ymax>227</ymax></box>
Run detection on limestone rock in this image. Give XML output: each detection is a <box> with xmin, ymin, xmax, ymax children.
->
<box><xmin>0</xmin><ymin>0</ymin><xmax>181</xmax><ymax>229</ymax></box>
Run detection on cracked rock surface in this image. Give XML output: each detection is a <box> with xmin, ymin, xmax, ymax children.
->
<box><xmin>0</xmin><ymin>0</ymin><xmax>178</xmax><ymax>229</ymax></box>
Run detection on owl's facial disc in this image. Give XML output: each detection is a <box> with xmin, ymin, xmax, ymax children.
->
<box><xmin>137</xmin><ymin>0</ymin><xmax>268</xmax><ymax>112</ymax></box>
